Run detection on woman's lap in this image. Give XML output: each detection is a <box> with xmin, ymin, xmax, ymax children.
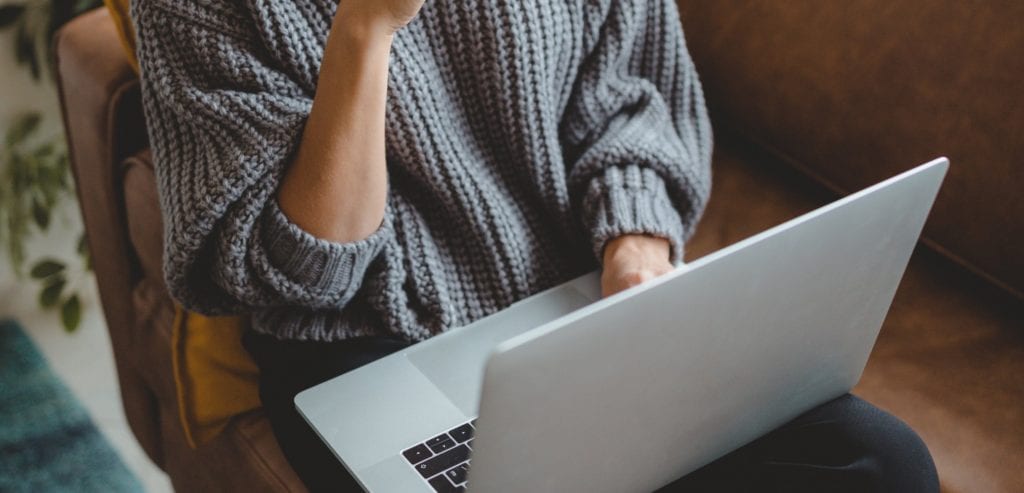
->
<box><xmin>660</xmin><ymin>393</ymin><xmax>939</xmax><ymax>492</ymax></box>
<box><xmin>243</xmin><ymin>331</ymin><xmax>411</xmax><ymax>492</ymax></box>
<box><xmin>244</xmin><ymin>332</ymin><xmax>937</xmax><ymax>493</ymax></box>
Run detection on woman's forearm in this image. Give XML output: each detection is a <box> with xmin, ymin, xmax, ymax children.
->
<box><xmin>277</xmin><ymin>12</ymin><xmax>394</xmax><ymax>244</ymax></box>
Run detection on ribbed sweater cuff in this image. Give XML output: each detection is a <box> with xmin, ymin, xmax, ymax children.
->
<box><xmin>259</xmin><ymin>200</ymin><xmax>392</xmax><ymax>301</ymax></box>
<box><xmin>584</xmin><ymin>165</ymin><xmax>685</xmax><ymax>264</ymax></box>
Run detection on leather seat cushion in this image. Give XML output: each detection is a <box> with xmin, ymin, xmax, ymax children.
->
<box><xmin>688</xmin><ymin>136</ymin><xmax>1024</xmax><ymax>493</ymax></box>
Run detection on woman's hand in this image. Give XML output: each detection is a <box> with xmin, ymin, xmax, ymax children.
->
<box><xmin>337</xmin><ymin>0</ymin><xmax>427</xmax><ymax>35</ymax></box>
<box><xmin>601</xmin><ymin>234</ymin><xmax>675</xmax><ymax>298</ymax></box>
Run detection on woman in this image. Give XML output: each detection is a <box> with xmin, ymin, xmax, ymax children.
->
<box><xmin>131</xmin><ymin>0</ymin><xmax>938</xmax><ymax>491</ymax></box>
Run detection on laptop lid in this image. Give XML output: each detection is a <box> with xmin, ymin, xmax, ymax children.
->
<box><xmin>465</xmin><ymin>158</ymin><xmax>948</xmax><ymax>492</ymax></box>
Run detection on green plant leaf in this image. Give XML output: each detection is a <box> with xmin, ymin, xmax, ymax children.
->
<box><xmin>33</xmin><ymin>141</ymin><xmax>56</xmax><ymax>159</ymax></box>
<box><xmin>6</xmin><ymin>113</ymin><xmax>41</xmax><ymax>146</ymax></box>
<box><xmin>77</xmin><ymin>233</ymin><xmax>88</xmax><ymax>254</ymax></box>
<box><xmin>29</xmin><ymin>259</ymin><xmax>65</xmax><ymax>279</ymax></box>
<box><xmin>61</xmin><ymin>295</ymin><xmax>82</xmax><ymax>333</ymax></box>
<box><xmin>39</xmin><ymin>276</ymin><xmax>66</xmax><ymax>308</ymax></box>
<box><xmin>13</xmin><ymin>21</ymin><xmax>40</xmax><ymax>80</ymax></box>
<box><xmin>31</xmin><ymin>196</ymin><xmax>50</xmax><ymax>229</ymax></box>
<box><xmin>0</xmin><ymin>5</ymin><xmax>25</xmax><ymax>29</ymax></box>
<box><xmin>77</xmin><ymin>232</ymin><xmax>92</xmax><ymax>271</ymax></box>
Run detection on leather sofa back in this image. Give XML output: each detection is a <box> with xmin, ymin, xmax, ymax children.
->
<box><xmin>676</xmin><ymin>0</ymin><xmax>1024</xmax><ymax>298</ymax></box>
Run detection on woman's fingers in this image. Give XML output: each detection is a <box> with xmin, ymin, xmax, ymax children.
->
<box><xmin>600</xmin><ymin>234</ymin><xmax>675</xmax><ymax>298</ymax></box>
<box><xmin>601</xmin><ymin>264</ymin><xmax>674</xmax><ymax>298</ymax></box>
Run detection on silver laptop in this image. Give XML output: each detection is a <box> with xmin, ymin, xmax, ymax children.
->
<box><xmin>296</xmin><ymin>158</ymin><xmax>948</xmax><ymax>492</ymax></box>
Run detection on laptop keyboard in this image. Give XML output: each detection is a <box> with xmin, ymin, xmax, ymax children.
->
<box><xmin>402</xmin><ymin>420</ymin><xmax>476</xmax><ymax>492</ymax></box>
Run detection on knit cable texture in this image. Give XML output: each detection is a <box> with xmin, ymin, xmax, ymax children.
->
<box><xmin>131</xmin><ymin>0</ymin><xmax>713</xmax><ymax>341</ymax></box>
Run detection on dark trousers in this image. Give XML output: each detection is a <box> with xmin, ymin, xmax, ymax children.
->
<box><xmin>243</xmin><ymin>332</ymin><xmax>939</xmax><ymax>493</ymax></box>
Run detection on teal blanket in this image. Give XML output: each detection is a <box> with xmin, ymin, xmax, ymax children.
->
<box><xmin>0</xmin><ymin>319</ymin><xmax>142</xmax><ymax>492</ymax></box>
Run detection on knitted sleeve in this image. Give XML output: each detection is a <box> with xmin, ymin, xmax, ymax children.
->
<box><xmin>132</xmin><ymin>1</ymin><xmax>392</xmax><ymax>314</ymax></box>
<box><xmin>562</xmin><ymin>0</ymin><xmax>713</xmax><ymax>264</ymax></box>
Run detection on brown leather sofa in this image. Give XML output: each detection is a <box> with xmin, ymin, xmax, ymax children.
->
<box><xmin>56</xmin><ymin>4</ymin><xmax>1022</xmax><ymax>492</ymax></box>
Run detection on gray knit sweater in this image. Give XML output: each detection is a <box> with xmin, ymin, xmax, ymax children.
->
<box><xmin>132</xmin><ymin>0</ymin><xmax>712</xmax><ymax>342</ymax></box>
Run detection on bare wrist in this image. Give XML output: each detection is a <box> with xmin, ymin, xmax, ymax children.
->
<box><xmin>332</xmin><ymin>7</ymin><xmax>397</xmax><ymax>42</ymax></box>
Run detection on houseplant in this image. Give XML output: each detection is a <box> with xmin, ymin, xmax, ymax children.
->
<box><xmin>0</xmin><ymin>0</ymin><xmax>103</xmax><ymax>331</ymax></box>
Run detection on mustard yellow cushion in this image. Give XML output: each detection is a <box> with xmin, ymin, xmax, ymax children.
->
<box><xmin>171</xmin><ymin>307</ymin><xmax>261</xmax><ymax>448</ymax></box>
<box><xmin>103</xmin><ymin>0</ymin><xmax>139</xmax><ymax>73</ymax></box>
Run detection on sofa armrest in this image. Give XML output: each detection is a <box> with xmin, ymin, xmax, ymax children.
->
<box><xmin>54</xmin><ymin>7</ymin><xmax>161</xmax><ymax>465</ymax></box>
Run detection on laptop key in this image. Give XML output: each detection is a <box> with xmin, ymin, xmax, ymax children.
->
<box><xmin>402</xmin><ymin>444</ymin><xmax>432</xmax><ymax>465</ymax></box>
<box><xmin>415</xmin><ymin>445</ymin><xmax>470</xmax><ymax>478</ymax></box>
<box><xmin>428</xmin><ymin>475</ymin><xmax>458</xmax><ymax>493</ymax></box>
<box><xmin>426</xmin><ymin>434</ymin><xmax>451</xmax><ymax>447</ymax></box>
<box><xmin>427</xmin><ymin>437</ymin><xmax>456</xmax><ymax>454</ymax></box>
<box><xmin>446</xmin><ymin>464</ymin><xmax>468</xmax><ymax>484</ymax></box>
<box><xmin>449</xmin><ymin>424</ymin><xmax>473</xmax><ymax>443</ymax></box>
